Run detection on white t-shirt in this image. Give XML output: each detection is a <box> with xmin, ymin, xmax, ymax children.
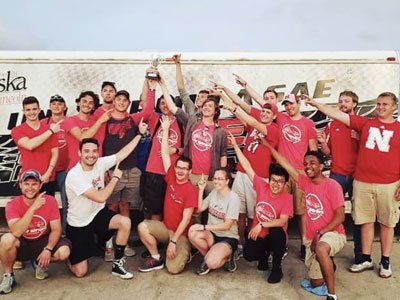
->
<box><xmin>66</xmin><ymin>155</ymin><xmax>116</xmax><ymax>227</ymax></box>
<box><xmin>203</xmin><ymin>189</ymin><xmax>240</xmax><ymax>240</ymax></box>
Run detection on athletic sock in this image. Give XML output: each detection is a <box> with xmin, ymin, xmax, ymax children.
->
<box><xmin>151</xmin><ymin>254</ymin><xmax>161</xmax><ymax>260</ymax></box>
<box><xmin>114</xmin><ymin>244</ymin><xmax>126</xmax><ymax>260</ymax></box>
<box><xmin>327</xmin><ymin>294</ymin><xmax>337</xmax><ymax>300</ymax></box>
<box><xmin>362</xmin><ymin>254</ymin><xmax>371</xmax><ymax>262</ymax></box>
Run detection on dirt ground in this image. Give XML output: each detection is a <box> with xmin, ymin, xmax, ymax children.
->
<box><xmin>2</xmin><ymin>238</ymin><xmax>399</xmax><ymax>300</ymax></box>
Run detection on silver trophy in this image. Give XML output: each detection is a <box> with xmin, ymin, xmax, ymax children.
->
<box><xmin>146</xmin><ymin>53</ymin><xmax>162</xmax><ymax>80</ymax></box>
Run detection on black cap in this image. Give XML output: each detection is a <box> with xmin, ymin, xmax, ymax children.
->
<box><xmin>21</xmin><ymin>169</ymin><xmax>41</xmax><ymax>182</ymax></box>
<box><xmin>115</xmin><ymin>90</ymin><xmax>130</xmax><ymax>100</ymax></box>
<box><xmin>49</xmin><ymin>94</ymin><xmax>65</xmax><ymax>103</ymax></box>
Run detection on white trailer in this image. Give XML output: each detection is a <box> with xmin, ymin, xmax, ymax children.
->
<box><xmin>0</xmin><ymin>51</ymin><xmax>399</xmax><ymax>200</ymax></box>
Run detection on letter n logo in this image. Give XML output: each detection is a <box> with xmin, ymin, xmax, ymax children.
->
<box><xmin>365</xmin><ymin>127</ymin><xmax>393</xmax><ymax>152</ymax></box>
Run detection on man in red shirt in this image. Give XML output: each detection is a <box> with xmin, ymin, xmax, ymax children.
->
<box><xmin>11</xmin><ymin>96</ymin><xmax>61</xmax><ymax>196</ymax></box>
<box><xmin>306</xmin><ymin>92</ymin><xmax>400</xmax><ymax>279</ymax></box>
<box><xmin>0</xmin><ymin>169</ymin><xmax>70</xmax><ymax>295</ymax></box>
<box><xmin>267</xmin><ymin>146</ymin><xmax>345</xmax><ymax>300</ymax></box>
<box><xmin>318</xmin><ymin>90</ymin><xmax>361</xmax><ymax>264</ymax></box>
<box><xmin>137</xmin><ymin>115</ymin><xmax>197</xmax><ymax>274</ymax></box>
<box><xmin>230</xmin><ymin>136</ymin><xmax>293</xmax><ymax>284</ymax></box>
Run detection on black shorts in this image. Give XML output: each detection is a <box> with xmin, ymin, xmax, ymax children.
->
<box><xmin>17</xmin><ymin>235</ymin><xmax>71</xmax><ymax>261</ymax></box>
<box><xmin>212</xmin><ymin>233</ymin><xmax>238</xmax><ymax>253</ymax></box>
<box><xmin>141</xmin><ymin>172</ymin><xmax>166</xmax><ymax>216</ymax></box>
<box><xmin>66</xmin><ymin>207</ymin><xmax>116</xmax><ymax>265</ymax></box>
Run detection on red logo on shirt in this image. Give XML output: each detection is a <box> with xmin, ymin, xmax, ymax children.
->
<box><xmin>23</xmin><ymin>215</ymin><xmax>47</xmax><ymax>239</ymax></box>
<box><xmin>282</xmin><ymin>124</ymin><xmax>302</xmax><ymax>143</ymax></box>
<box><xmin>305</xmin><ymin>193</ymin><xmax>324</xmax><ymax>221</ymax></box>
<box><xmin>157</xmin><ymin>128</ymin><xmax>178</xmax><ymax>146</ymax></box>
<box><xmin>247</xmin><ymin>129</ymin><xmax>265</xmax><ymax>153</ymax></box>
<box><xmin>255</xmin><ymin>201</ymin><xmax>276</xmax><ymax>222</ymax></box>
<box><xmin>192</xmin><ymin>128</ymin><xmax>213</xmax><ymax>152</ymax></box>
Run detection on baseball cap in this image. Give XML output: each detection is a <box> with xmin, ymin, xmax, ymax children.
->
<box><xmin>281</xmin><ymin>94</ymin><xmax>300</xmax><ymax>105</ymax></box>
<box><xmin>115</xmin><ymin>90</ymin><xmax>130</xmax><ymax>100</ymax></box>
<box><xmin>101</xmin><ymin>81</ymin><xmax>116</xmax><ymax>91</ymax></box>
<box><xmin>50</xmin><ymin>94</ymin><xmax>65</xmax><ymax>103</ymax></box>
<box><xmin>21</xmin><ymin>169</ymin><xmax>41</xmax><ymax>182</ymax></box>
<box><xmin>262</xmin><ymin>103</ymin><xmax>278</xmax><ymax>115</ymax></box>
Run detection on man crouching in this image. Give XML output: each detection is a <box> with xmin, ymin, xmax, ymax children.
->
<box><xmin>0</xmin><ymin>169</ymin><xmax>71</xmax><ymax>294</ymax></box>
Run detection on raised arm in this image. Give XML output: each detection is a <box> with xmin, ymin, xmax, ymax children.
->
<box><xmin>221</xmin><ymin>93</ymin><xmax>268</xmax><ymax>135</ymax></box>
<box><xmin>158</xmin><ymin>71</ymin><xmax>178</xmax><ymax>115</ymax></box>
<box><xmin>229</xmin><ymin>133</ymin><xmax>255</xmax><ymax>182</ymax></box>
<box><xmin>160</xmin><ymin>115</ymin><xmax>172</xmax><ymax>173</ymax></box>
<box><xmin>213</xmin><ymin>82</ymin><xmax>252</xmax><ymax>114</ymax></box>
<box><xmin>263</xmin><ymin>140</ymin><xmax>300</xmax><ymax>183</ymax></box>
<box><xmin>304</xmin><ymin>95</ymin><xmax>350</xmax><ymax>126</ymax></box>
<box><xmin>172</xmin><ymin>54</ymin><xmax>197</xmax><ymax>116</ymax></box>
<box><xmin>233</xmin><ymin>73</ymin><xmax>266</xmax><ymax>107</ymax></box>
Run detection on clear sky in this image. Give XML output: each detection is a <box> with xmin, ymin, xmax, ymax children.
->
<box><xmin>1</xmin><ymin>0</ymin><xmax>399</xmax><ymax>52</ymax></box>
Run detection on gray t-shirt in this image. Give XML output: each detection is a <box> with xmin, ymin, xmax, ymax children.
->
<box><xmin>203</xmin><ymin>189</ymin><xmax>240</xmax><ymax>240</ymax></box>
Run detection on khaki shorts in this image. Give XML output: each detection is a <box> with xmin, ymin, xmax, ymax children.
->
<box><xmin>287</xmin><ymin>176</ymin><xmax>304</xmax><ymax>215</ymax></box>
<box><xmin>352</xmin><ymin>179</ymin><xmax>400</xmax><ymax>227</ymax></box>
<box><xmin>190</xmin><ymin>173</ymin><xmax>214</xmax><ymax>195</ymax></box>
<box><xmin>232</xmin><ymin>171</ymin><xmax>257</xmax><ymax>219</ymax></box>
<box><xmin>305</xmin><ymin>232</ymin><xmax>346</xmax><ymax>280</ymax></box>
<box><xmin>143</xmin><ymin>220</ymin><xmax>191</xmax><ymax>274</ymax></box>
<box><xmin>107</xmin><ymin>168</ymin><xmax>142</xmax><ymax>209</ymax></box>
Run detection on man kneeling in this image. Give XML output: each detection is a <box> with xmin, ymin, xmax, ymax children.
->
<box><xmin>0</xmin><ymin>170</ymin><xmax>70</xmax><ymax>294</ymax></box>
<box><xmin>138</xmin><ymin>116</ymin><xmax>197</xmax><ymax>274</ymax></box>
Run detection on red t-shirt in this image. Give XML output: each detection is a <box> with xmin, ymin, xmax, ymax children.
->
<box><xmin>350</xmin><ymin>115</ymin><xmax>400</xmax><ymax>183</ymax></box>
<box><xmin>298</xmin><ymin>174</ymin><xmax>345</xmax><ymax>240</ymax></box>
<box><xmin>163</xmin><ymin>166</ymin><xmax>198</xmax><ymax>236</ymax></box>
<box><xmin>324</xmin><ymin>120</ymin><xmax>359</xmax><ymax>176</ymax></box>
<box><xmin>6</xmin><ymin>195</ymin><xmax>60</xmax><ymax>240</ymax></box>
<box><xmin>44</xmin><ymin>118</ymin><xmax>69</xmax><ymax>172</ymax></box>
<box><xmin>62</xmin><ymin>115</ymin><xmax>98</xmax><ymax>170</ymax></box>
<box><xmin>237</xmin><ymin>122</ymin><xmax>279</xmax><ymax>178</ymax></box>
<box><xmin>146</xmin><ymin>115</ymin><xmax>182</xmax><ymax>175</ymax></box>
<box><xmin>277</xmin><ymin>113</ymin><xmax>317</xmax><ymax>169</ymax></box>
<box><xmin>251</xmin><ymin>175</ymin><xmax>293</xmax><ymax>238</ymax></box>
<box><xmin>190</xmin><ymin>122</ymin><xmax>215</xmax><ymax>175</ymax></box>
<box><xmin>92</xmin><ymin>107</ymin><xmax>108</xmax><ymax>149</ymax></box>
<box><xmin>11</xmin><ymin>121</ymin><xmax>58</xmax><ymax>180</ymax></box>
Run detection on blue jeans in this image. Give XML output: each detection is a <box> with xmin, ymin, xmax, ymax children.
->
<box><xmin>330</xmin><ymin>172</ymin><xmax>362</xmax><ymax>261</ymax></box>
<box><xmin>56</xmin><ymin>170</ymin><xmax>68</xmax><ymax>235</ymax></box>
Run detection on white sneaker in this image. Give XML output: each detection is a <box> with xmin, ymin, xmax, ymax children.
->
<box><xmin>379</xmin><ymin>263</ymin><xmax>392</xmax><ymax>278</ymax></box>
<box><xmin>349</xmin><ymin>260</ymin><xmax>374</xmax><ymax>273</ymax></box>
<box><xmin>124</xmin><ymin>245</ymin><xmax>136</xmax><ymax>257</ymax></box>
<box><xmin>12</xmin><ymin>261</ymin><xmax>24</xmax><ymax>270</ymax></box>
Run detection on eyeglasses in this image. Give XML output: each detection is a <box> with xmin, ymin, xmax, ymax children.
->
<box><xmin>270</xmin><ymin>178</ymin><xmax>286</xmax><ymax>185</ymax></box>
<box><xmin>175</xmin><ymin>166</ymin><xmax>190</xmax><ymax>171</ymax></box>
<box><xmin>213</xmin><ymin>177</ymin><xmax>227</xmax><ymax>181</ymax></box>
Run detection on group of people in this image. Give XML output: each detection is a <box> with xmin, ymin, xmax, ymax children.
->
<box><xmin>0</xmin><ymin>54</ymin><xmax>399</xmax><ymax>300</ymax></box>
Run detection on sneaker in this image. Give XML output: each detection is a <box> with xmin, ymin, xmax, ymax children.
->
<box><xmin>379</xmin><ymin>262</ymin><xmax>392</xmax><ymax>278</ymax></box>
<box><xmin>138</xmin><ymin>257</ymin><xmax>165</xmax><ymax>272</ymax></box>
<box><xmin>141</xmin><ymin>249</ymin><xmax>151</xmax><ymax>259</ymax></box>
<box><xmin>224</xmin><ymin>254</ymin><xmax>237</xmax><ymax>273</ymax></box>
<box><xmin>300</xmin><ymin>245</ymin><xmax>306</xmax><ymax>261</ymax></box>
<box><xmin>35</xmin><ymin>265</ymin><xmax>49</xmax><ymax>280</ymax></box>
<box><xmin>257</xmin><ymin>258</ymin><xmax>269</xmax><ymax>271</ymax></box>
<box><xmin>349</xmin><ymin>260</ymin><xmax>374</xmax><ymax>273</ymax></box>
<box><xmin>104</xmin><ymin>247</ymin><xmax>114</xmax><ymax>262</ymax></box>
<box><xmin>12</xmin><ymin>261</ymin><xmax>24</xmax><ymax>270</ymax></box>
<box><xmin>31</xmin><ymin>260</ymin><xmax>48</xmax><ymax>280</ymax></box>
<box><xmin>326</xmin><ymin>296</ymin><xmax>337</xmax><ymax>300</ymax></box>
<box><xmin>124</xmin><ymin>245</ymin><xmax>136</xmax><ymax>257</ymax></box>
<box><xmin>234</xmin><ymin>246</ymin><xmax>243</xmax><ymax>261</ymax></box>
<box><xmin>112</xmin><ymin>257</ymin><xmax>133</xmax><ymax>279</ymax></box>
<box><xmin>282</xmin><ymin>247</ymin><xmax>288</xmax><ymax>260</ymax></box>
<box><xmin>267</xmin><ymin>267</ymin><xmax>283</xmax><ymax>284</ymax></box>
<box><xmin>0</xmin><ymin>273</ymin><xmax>16</xmax><ymax>294</ymax></box>
<box><xmin>196</xmin><ymin>260</ymin><xmax>210</xmax><ymax>275</ymax></box>
<box><xmin>187</xmin><ymin>251</ymin><xmax>194</xmax><ymax>264</ymax></box>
